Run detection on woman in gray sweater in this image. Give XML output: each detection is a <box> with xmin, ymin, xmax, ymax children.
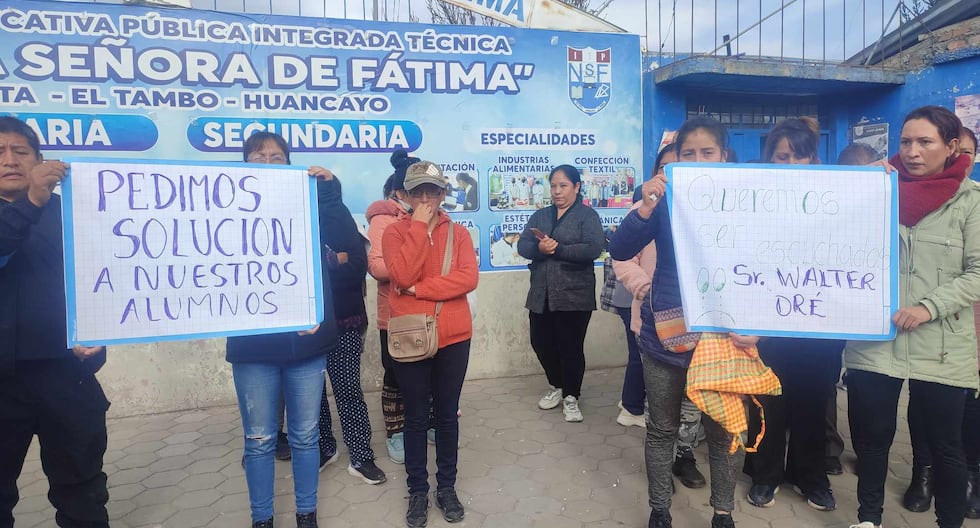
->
<box><xmin>518</xmin><ymin>164</ymin><xmax>605</xmax><ymax>422</ymax></box>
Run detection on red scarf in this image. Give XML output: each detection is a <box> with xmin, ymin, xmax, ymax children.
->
<box><xmin>895</xmin><ymin>153</ymin><xmax>970</xmax><ymax>226</ymax></box>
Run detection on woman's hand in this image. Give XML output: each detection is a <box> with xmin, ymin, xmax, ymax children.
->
<box><xmin>729</xmin><ymin>333</ymin><xmax>760</xmax><ymax>350</ymax></box>
<box><xmin>637</xmin><ymin>173</ymin><xmax>667</xmax><ymax>219</ymax></box>
<box><xmin>308</xmin><ymin>166</ymin><xmax>334</xmax><ymax>181</ymax></box>
<box><xmin>72</xmin><ymin>344</ymin><xmax>104</xmax><ymax>361</ymax></box>
<box><xmin>893</xmin><ymin>305</ymin><xmax>931</xmax><ymax>331</ymax></box>
<box><xmin>538</xmin><ymin>236</ymin><xmax>558</xmax><ymax>255</ymax></box>
<box><xmin>412</xmin><ymin>203</ymin><xmax>435</xmax><ymax>224</ymax></box>
<box><xmin>298</xmin><ymin>324</ymin><xmax>320</xmax><ymax>336</ymax></box>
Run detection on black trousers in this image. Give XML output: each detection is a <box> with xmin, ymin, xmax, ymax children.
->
<box><xmin>0</xmin><ymin>358</ymin><xmax>110</xmax><ymax>528</ymax></box>
<box><xmin>391</xmin><ymin>340</ymin><xmax>470</xmax><ymax>495</ymax></box>
<box><xmin>848</xmin><ymin>369</ymin><xmax>967</xmax><ymax>528</ymax></box>
<box><xmin>744</xmin><ymin>338</ymin><xmax>841</xmax><ymax>493</ymax></box>
<box><xmin>912</xmin><ymin>370</ymin><xmax>980</xmax><ymax>468</ymax></box>
<box><xmin>528</xmin><ymin>309</ymin><xmax>592</xmax><ymax>398</ymax></box>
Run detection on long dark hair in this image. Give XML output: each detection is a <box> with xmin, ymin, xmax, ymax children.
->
<box><xmin>389</xmin><ymin>149</ymin><xmax>420</xmax><ymax>192</ymax></box>
<box><xmin>675</xmin><ymin>116</ymin><xmax>729</xmax><ymax>155</ymax></box>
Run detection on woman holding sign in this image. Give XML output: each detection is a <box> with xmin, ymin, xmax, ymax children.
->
<box><xmin>226</xmin><ymin>132</ymin><xmax>339</xmax><ymax>528</ymax></box>
<box><xmin>742</xmin><ymin>117</ymin><xmax>843</xmax><ymax>513</ymax></box>
<box><xmin>608</xmin><ymin>117</ymin><xmax>757</xmax><ymax>528</ymax></box>
<box><xmin>517</xmin><ymin>165</ymin><xmax>605</xmax><ymax>423</ymax></box>
<box><xmin>845</xmin><ymin>106</ymin><xmax>980</xmax><ymax>528</ymax></box>
<box><xmin>382</xmin><ymin>161</ymin><xmax>478</xmax><ymax>528</ymax></box>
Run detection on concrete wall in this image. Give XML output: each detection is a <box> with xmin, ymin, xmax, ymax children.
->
<box><xmin>98</xmin><ymin>269</ymin><xmax>628</xmax><ymax>417</ymax></box>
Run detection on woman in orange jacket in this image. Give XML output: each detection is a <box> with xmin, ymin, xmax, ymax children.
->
<box><xmin>382</xmin><ymin>160</ymin><xmax>479</xmax><ymax>528</ymax></box>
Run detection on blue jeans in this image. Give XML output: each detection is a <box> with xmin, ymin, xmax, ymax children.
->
<box><xmin>233</xmin><ymin>355</ymin><xmax>326</xmax><ymax>523</ymax></box>
<box><xmin>616</xmin><ymin>307</ymin><xmax>646</xmax><ymax>415</ymax></box>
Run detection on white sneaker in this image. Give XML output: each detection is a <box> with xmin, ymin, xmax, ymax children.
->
<box><xmin>538</xmin><ymin>386</ymin><xmax>562</xmax><ymax>410</ymax></box>
<box><xmin>562</xmin><ymin>395</ymin><xmax>583</xmax><ymax>422</ymax></box>
<box><xmin>616</xmin><ymin>408</ymin><xmax>646</xmax><ymax>427</ymax></box>
<box><xmin>848</xmin><ymin>522</ymin><xmax>882</xmax><ymax>528</ymax></box>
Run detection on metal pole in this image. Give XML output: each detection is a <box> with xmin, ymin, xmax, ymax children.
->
<box><xmin>822</xmin><ymin>0</ymin><xmax>826</xmax><ymax>61</ymax></box>
<box><xmin>690</xmin><ymin>0</ymin><xmax>694</xmax><ymax>55</ymax></box>
<box><xmin>706</xmin><ymin>0</ymin><xmax>800</xmax><ymax>56</ymax></box>
<box><xmin>373</xmin><ymin>0</ymin><xmax>379</xmax><ymax>20</ymax></box>
<box><xmin>736</xmin><ymin>0</ymin><xmax>741</xmax><ymax>55</ymax></box>
<box><xmin>802</xmin><ymin>0</ymin><xmax>806</xmax><ymax>60</ymax></box>
<box><xmin>759</xmin><ymin>0</ymin><xmax>762</xmax><ymax>56</ymax></box>
<box><xmin>658</xmin><ymin>0</ymin><xmax>662</xmax><ymax>54</ymax></box>
<box><xmin>714</xmin><ymin>0</ymin><xmax>718</xmax><ymax>55</ymax></box>
<box><xmin>673</xmin><ymin>0</ymin><xmax>677</xmax><ymax>60</ymax></box>
<box><xmin>644</xmin><ymin>0</ymin><xmax>650</xmax><ymax>53</ymax></box>
<box><xmin>780</xmin><ymin>0</ymin><xmax>785</xmax><ymax>60</ymax></box>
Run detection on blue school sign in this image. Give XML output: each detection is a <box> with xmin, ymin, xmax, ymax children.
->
<box><xmin>0</xmin><ymin>0</ymin><xmax>642</xmax><ymax>272</ymax></box>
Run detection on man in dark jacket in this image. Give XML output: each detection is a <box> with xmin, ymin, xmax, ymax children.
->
<box><xmin>0</xmin><ymin>116</ymin><xmax>110</xmax><ymax>528</ymax></box>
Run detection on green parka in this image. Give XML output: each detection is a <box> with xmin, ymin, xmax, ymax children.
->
<box><xmin>845</xmin><ymin>178</ymin><xmax>980</xmax><ymax>390</ymax></box>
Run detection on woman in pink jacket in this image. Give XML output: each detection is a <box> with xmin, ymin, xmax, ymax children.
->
<box><xmin>366</xmin><ymin>150</ymin><xmax>417</xmax><ymax>464</ymax></box>
<box><xmin>611</xmin><ymin>143</ymin><xmax>707</xmax><ymax>490</ymax></box>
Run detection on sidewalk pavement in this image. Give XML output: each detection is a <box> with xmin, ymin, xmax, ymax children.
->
<box><xmin>14</xmin><ymin>368</ymin><xmax>945</xmax><ymax>528</ymax></box>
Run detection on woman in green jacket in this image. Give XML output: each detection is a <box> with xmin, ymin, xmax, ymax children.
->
<box><xmin>846</xmin><ymin>106</ymin><xmax>980</xmax><ymax>528</ymax></box>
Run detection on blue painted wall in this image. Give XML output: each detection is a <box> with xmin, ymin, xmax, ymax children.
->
<box><xmin>641</xmin><ymin>52</ymin><xmax>980</xmax><ymax>179</ymax></box>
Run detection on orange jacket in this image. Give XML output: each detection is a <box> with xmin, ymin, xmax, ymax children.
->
<box><xmin>382</xmin><ymin>212</ymin><xmax>478</xmax><ymax>348</ymax></box>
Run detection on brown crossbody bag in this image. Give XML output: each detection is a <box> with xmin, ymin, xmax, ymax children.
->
<box><xmin>387</xmin><ymin>224</ymin><xmax>453</xmax><ymax>362</ymax></box>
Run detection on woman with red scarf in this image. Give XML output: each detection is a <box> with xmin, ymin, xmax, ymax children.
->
<box><xmin>845</xmin><ymin>105</ymin><xmax>980</xmax><ymax>528</ymax></box>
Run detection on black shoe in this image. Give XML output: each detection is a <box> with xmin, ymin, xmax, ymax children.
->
<box><xmin>252</xmin><ymin>520</ymin><xmax>273</xmax><ymax>528</ymax></box>
<box><xmin>795</xmin><ymin>486</ymin><xmax>836</xmax><ymax>511</ymax></box>
<box><xmin>434</xmin><ymin>488</ymin><xmax>465</xmax><ymax>523</ymax></box>
<box><xmin>967</xmin><ymin>466</ymin><xmax>980</xmax><ymax>519</ymax></box>
<box><xmin>825</xmin><ymin>456</ymin><xmax>843</xmax><ymax>475</ymax></box>
<box><xmin>671</xmin><ymin>453</ymin><xmax>707</xmax><ymax>489</ymax></box>
<box><xmin>348</xmin><ymin>459</ymin><xmax>387</xmax><ymax>485</ymax></box>
<box><xmin>902</xmin><ymin>465</ymin><xmax>933</xmax><ymax>513</ymax></box>
<box><xmin>648</xmin><ymin>507</ymin><xmax>672</xmax><ymax>528</ymax></box>
<box><xmin>746</xmin><ymin>484</ymin><xmax>778</xmax><ymax>507</ymax></box>
<box><xmin>319</xmin><ymin>451</ymin><xmax>339</xmax><ymax>473</ymax></box>
<box><xmin>296</xmin><ymin>511</ymin><xmax>318</xmax><ymax>528</ymax></box>
<box><xmin>406</xmin><ymin>492</ymin><xmax>429</xmax><ymax>528</ymax></box>
<box><xmin>710</xmin><ymin>512</ymin><xmax>735</xmax><ymax>528</ymax></box>
<box><xmin>275</xmin><ymin>432</ymin><xmax>291</xmax><ymax>461</ymax></box>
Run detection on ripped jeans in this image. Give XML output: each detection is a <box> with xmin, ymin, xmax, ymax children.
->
<box><xmin>233</xmin><ymin>355</ymin><xmax>326</xmax><ymax>523</ymax></box>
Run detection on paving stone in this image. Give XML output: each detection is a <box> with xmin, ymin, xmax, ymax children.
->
<box><xmin>12</xmin><ymin>368</ymin><xmax>925</xmax><ymax>527</ymax></box>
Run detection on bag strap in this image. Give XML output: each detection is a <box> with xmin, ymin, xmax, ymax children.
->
<box><xmin>434</xmin><ymin>221</ymin><xmax>454</xmax><ymax>317</ymax></box>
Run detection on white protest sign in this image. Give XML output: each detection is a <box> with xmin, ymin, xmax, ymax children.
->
<box><xmin>666</xmin><ymin>163</ymin><xmax>898</xmax><ymax>340</ymax></box>
<box><xmin>62</xmin><ymin>159</ymin><xmax>323</xmax><ymax>346</ymax></box>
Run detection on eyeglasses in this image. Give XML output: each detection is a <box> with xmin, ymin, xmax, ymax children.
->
<box><xmin>247</xmin><ymin>154</ymin><xmax>287</xmax><ymax>164</ymax></box>
<box><xmin>408</xmin><ymin>189</ymin><xmax>445</xmax><ymax>198</ymax></box>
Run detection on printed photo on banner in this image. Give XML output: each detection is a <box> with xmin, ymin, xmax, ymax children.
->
<box><xmin>0</xmin><ymin>0</ymin><xmax>641</xmax><ymax>272</ymax></box>
<box><xmin>666</xmin><ymin>163</ymin><xmax>898</xmax><ymax>341</ymax></box>
<box><xmin>955</xmin><ymin>94</ymin><xmax>980</xmax><ymax>160</ymax></box>
<box><xmin>850</xmin><ymin>122</ymin><xmax>889</xmax><ymax>161</ymax></box>
<box><xmin>61</xmin><ymin>159</ymin><xmax>323</xmax><ymax>346</ymax></box>
<box><xmin>489</xmin><ymin>225</ymin><xmax>529</xmax><ymax>268</ymax></box>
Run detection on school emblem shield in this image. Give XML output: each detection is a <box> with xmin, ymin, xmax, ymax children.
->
<box><xmin>567</xmin><ymin>46</ymin><xmax>611</xmax><ymax>115</ymax></box>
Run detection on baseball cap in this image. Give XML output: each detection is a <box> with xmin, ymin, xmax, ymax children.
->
<box><xmin>403</xmin><ymin>161</ymin><xmax>447</xmax><ymax>190</ymax></box>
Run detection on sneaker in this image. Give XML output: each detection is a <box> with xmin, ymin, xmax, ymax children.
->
<box><xmin>710</xmin><ymin>512</ymin><xmax>735</xmax><ymax>528</ymax></box>
<box><xmin>848</xmin><ymin>523</ymin><xmax>882</xmax><ymax>528</ymax></box>
<box><xmin>648</xmin><ymin>507</ymin><xmax>672</xmax><ymax>528</ymax></box>
<box><xmin>296</xmin><ymin>511</ymin><xmax>317</xmax><ymax>528</ymax></box>
<box><xmin>616</xmin><ymin>403</ymin><xmax>646</xmax><ymax>427</ymax></box>
<box><xmin>318</xmin><ymin>450</ymin><xmax>339</xmax><ymax>473</ymax></box>
<box><xmin>275</xmin><ymin>432</ymin><xmax>291</xmax><ymax>461</ymax></box>
<box><xmin>671</xmin><ymin>453</ymin><xmax>706</xmax><ymax>489</ymax></box>
<box><xmin>252</xmin><ymin>519</ymin><xmax>273</xmax><ymax>528</ymax></box>
<box><xmin>348</xmin><ymin>460</ymin><xmax>387</xmax><ymax>485</ymax></box>
<box><xmin>387</xmin><ymin>432</ymin><xmax>405</xmax><ymax>465</ymax></box>
<box><xmin>794</xmin><ymin>485</ymin><xmax>836</xmax><ymax>511</ymax></box>
<box><xmin>434</xmin><ymin>488</ymin><xmax>465</xmax><ymax>523</ymax></box>
<box><xmin>406</xmin><ymin>492</ymin><xmax>429</xmax><ymax>528</ymax></box>
<box><xmin>427</xmin><ymin>428</ymin><xmax>436</xmax><ymax>445</ymax></box>
<box><xmin>746</xmin><ymin>484</ymin><xmax>778</xmax><ymax>507</ymax></box>
<box><xmin>538</xmin><ymin>386</ymin><xmax>562</xmax><ymax>410</ymax></box>
<box><xmin>562</xmin><ymin>395</ymin><xmax>583</xmax><ymax>422</ymax></box>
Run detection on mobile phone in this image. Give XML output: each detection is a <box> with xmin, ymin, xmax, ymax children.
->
<box><xmin>530</xmin><ymin>227</ymin><xmax>546</xmax><ymax>239</ymax></box>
